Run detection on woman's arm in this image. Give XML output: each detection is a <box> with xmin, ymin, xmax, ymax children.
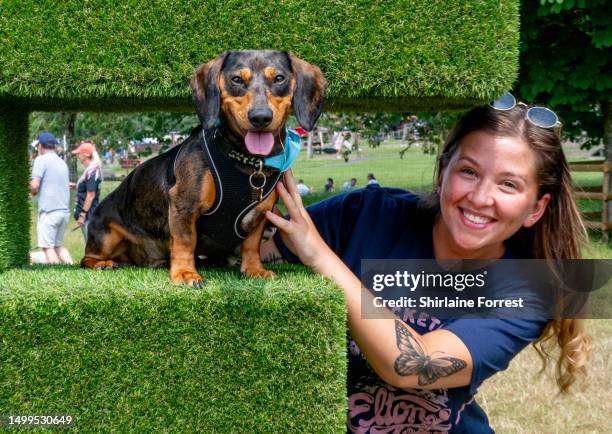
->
<box><xmin>82</xmin><ymin>190</ymin><xmax>96</xmax><ymax>214</ymax></box>
<box><xmin>77</xmin><ymin>191</ymin><xmax>96</xmax><ymax>226</ymax></box>
<box><xmin>265</xmin><ymin>172</ymin><xmax>473</xmax><ymax>390</ymax></box>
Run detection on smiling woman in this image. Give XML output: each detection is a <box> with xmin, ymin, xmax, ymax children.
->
<box><xmin>262</xmin><ymin>99</ymin><xmax>591</xmax><ymax>433</ymax></box>
<box><xmin>434</xmin><ymin>130</ymin><xmax>550</xmax><ymax>260</ymax></box>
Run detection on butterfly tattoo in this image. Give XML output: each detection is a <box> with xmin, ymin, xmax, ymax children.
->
<box><xmin>393</xmin><ymin>320</ymin><xmax>467</xmax><ymax>386</ymax></box>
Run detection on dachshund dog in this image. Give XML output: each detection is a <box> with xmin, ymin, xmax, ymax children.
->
<box><xmin>80</xmin><ymin>50</ymin><xmax>326</xmax><ymax>286</ymax></box>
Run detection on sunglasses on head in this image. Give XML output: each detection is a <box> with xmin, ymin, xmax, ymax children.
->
<box><xmin>490</xmin><ymin>92</ymin><xmax>560</xmax><ymax>129</ymax></box>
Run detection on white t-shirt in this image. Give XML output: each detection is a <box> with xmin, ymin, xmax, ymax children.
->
<box><xmin>296</xmin><ymin>183</ymin><xmax>311</xmax><ymax>196</ymax></box>
<box><xmin>31</xmin><ymin>152</ymin><xmax>70</xmax><ymax>213</ymax></box>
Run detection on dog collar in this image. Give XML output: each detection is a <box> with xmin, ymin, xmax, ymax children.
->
<box><xmin>227</xmin><ymin>149</ymin><xmax>264</xmax><ymax>168</ymax></box>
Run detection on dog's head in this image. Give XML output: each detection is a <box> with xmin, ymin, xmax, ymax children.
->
<box><xmin>191</xmin><ymin>50</ymin><xmax>326</xmax><ymax>156</ymax></box>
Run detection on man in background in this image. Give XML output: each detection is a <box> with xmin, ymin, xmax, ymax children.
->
<box><xmin>30</xmin><ymin>131</ymin><xmax>73</xmax><ymax>264</ymax></box>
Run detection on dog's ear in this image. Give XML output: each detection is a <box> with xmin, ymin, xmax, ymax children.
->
<box><xmin>191</xmin><ymin>52</ymin><xmax>228</xmax><ymax>129</ymax></box>
<box><xmin>288</xmin><ymin>53</ymin><xmax>326</xmax><ymax>131</ymax></box>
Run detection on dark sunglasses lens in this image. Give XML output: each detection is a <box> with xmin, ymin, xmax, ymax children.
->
<box><xmin>527</xmin><ymin>107</ymin><xmax>558</xmax><ymax>128</ymax></box>
<box><xmin>491</xmin><ymin>92</ymin><xmax>516</xmax><ymax>110</ymax></box>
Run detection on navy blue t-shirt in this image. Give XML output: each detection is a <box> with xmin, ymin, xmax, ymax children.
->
<box><xmin>274</xmin><ymin>186</ymin><xmax>547</xmax><ymax>434</ymax></box>
<box><xmin>74</xmin><ymin>169</ymin><xmax>101</xmax><ymax>220</ymax></box>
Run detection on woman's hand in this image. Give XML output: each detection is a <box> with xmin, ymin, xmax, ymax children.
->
<box><xmin>68</xmin><ymin>182</ymin><xmax>76</xmax><ymax>189</ymax></box>
<box><xmin>265</xmin><ymin>170</ymin><xmax>336</xmax><ymax>273</ymax></box>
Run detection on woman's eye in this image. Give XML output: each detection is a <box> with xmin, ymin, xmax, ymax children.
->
<box><xmin>274</xmin><ymin>74</ymin><xmax>285</xmax><ymax>83</ymax></box>
<box><xmin>460</xmin><ymin>167</ymin><xmax>476</xmax><ymax>176</ymax></box>
<box><xmin>501</xmin><ymin>180</ymin><xmax>518</xmax><ymax>190</ymax></box>
<box><xmin>231</xmin><ymin>76</ymin><xmax>244</xmax><ymax>85</ymax></box>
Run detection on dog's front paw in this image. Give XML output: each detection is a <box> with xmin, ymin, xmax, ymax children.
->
<box><xmin>171</xmin><ymin>269</ymin><xmax>205</xmax><ymax>288</ymax></box>
<box><xmin>81</xmin><ymin>257</ymin><xmax>119</xmax><ymax>270</ymax></box>
<box><xmin>93</xmin><ymin>260</ymin><xmax>118</xmax><ymax>270</ymax></box>
<box><xmin>242</xmin><ymin>268</ymin><xmax>277</xmax><ymax>279</ymax></box>
<box><xmin>91</xmin><ymin>261</ymin><xmax>119</xmax><ymax>270</ymax></box>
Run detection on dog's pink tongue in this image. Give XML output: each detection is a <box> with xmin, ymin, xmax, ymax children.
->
<box><xmin>244</xmin><ymin>131</ymin><xmax>274</xmax><ymax>155</ymax></box>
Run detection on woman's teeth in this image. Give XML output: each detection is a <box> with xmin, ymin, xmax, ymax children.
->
<box><xmin>463</xmin><ymin>210</ymin><xmax>491</xmax><ymax>224</ymax></box>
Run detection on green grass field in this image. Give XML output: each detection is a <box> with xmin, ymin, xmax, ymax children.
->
<box><xmin>27</xmin><ymin>140</ymin><xmax>611</xmax><ymax>432</ymax></box>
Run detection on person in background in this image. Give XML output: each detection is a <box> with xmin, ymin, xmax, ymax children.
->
<box><xmin>70</xmin><ymin>140</ymin><xmax>102</xmax><ymax>241</ymax></box>
<box><xmin>104</xmin><ymin>149</ymin><xmax>112</xmax><ymax>165</ymax></box>
<box><xmin>340</xmin><ymin>132</ymin><xmax>353</xmax><ymax>162</ymax></box>
<box><xmin>30</xmin><ymin>131</ymin><xmax>73</xmax><ymax>264</ymax></box>
<box><xmin>366</xmin><ymin>173</ymin><xmax>379</xmax><ymax>186</ymax></box>
<box><xmin>343</xmin><ymin>178</ymin><xmax>358</xmax><ymax>191</ymax></box>
<box><xmin>296</xmin><ymin>179</ymin><xmax>312</xmax><ymax>196</ymax></box>
<box><xmin>324</xmin><ymin>177</ymin><xmax>334</xmax><ymax>193</ymax></box>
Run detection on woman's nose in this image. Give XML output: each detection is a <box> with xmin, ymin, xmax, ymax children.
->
<box><xmin>467</xmin><ymin>181</ymin><xmax>495</xmax><ymax>207</ymax></box>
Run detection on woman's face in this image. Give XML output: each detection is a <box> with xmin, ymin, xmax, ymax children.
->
<box><xmin>434</xmin><ymin>130</ymin><xmax>550</xmax><ymax>259</ymax></box>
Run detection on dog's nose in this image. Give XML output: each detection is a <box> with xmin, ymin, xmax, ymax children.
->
<box><xmin>248</xmin><ymin>108</ymin><xmax>273</xmax><ymax>128</ymax></box>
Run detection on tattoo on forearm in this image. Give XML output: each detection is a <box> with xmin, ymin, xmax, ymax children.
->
<box><xmin>262</xmin><ymin>252</ymin><xmax>286</xmax><ymax>264</ymax></box>
<box><xmin>393</xmin><ymin>319</ymin><xmax>467</xmax><ymax>386</ymax></box>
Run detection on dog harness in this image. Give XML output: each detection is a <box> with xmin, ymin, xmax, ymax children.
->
<box><xmin>193</xmin><ymin>128</ymin><xmax>299</xmax><ymax>254</ymax></box>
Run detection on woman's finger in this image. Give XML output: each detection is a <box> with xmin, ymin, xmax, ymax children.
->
<box><xmin>265</xmin><ymin>210</ymin><xmax>292</xmax><ymax>232</ymax></box>
<box><xmin>284</xmin><ymin>169</ymin><xmax>297</xmax><ymax>193</ymax></box>
<box><xmin>283</xmin><ymin>170</ymin><xmax>305</xmax><ymax>208</ymax></box>
<box><xmin>276</xmin><ymin>182</ymin><xmax>304</xmax><ymax>224</ymax></box>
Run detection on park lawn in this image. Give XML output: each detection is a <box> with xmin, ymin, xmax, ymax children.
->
<box><xmin>479</xmin><ymin>318</ymin><xmax>612</xmax><ymax>433</ymax></box>
<box><xmin>292</xmin><ymin>141</ymin><xmax>439</xmax><ymax>194</ymax></box>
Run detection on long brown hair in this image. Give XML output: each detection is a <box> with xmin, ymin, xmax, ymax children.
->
<box><xmin>432</xmin><ymin>104</ymin><xmax>591</xmax><ymax>393</ymax></box>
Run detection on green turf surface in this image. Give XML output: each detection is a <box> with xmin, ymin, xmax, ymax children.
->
<box><xmin>0</xmin><ymin>109</ymin><xmax>30</xmax><ymax>269</ymax></box>
<box><xmin>0</xmin><ymin>265</ymin><xmax>347</xmax><ymax>432</ymax></box>
<box><xmin>0</xmin><ymin>0</ymin><xmax>519</xmax><ymax>111</ymax></box>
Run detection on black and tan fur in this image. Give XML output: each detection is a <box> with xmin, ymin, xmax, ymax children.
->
<box><xmin>81</xmin><ymin>50</ymin><xmax>326</xmax><ymax>286</ymax></box>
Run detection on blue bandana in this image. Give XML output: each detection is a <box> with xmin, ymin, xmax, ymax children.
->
<box><xmin>264</xmin><ymin>129</ymin><xmax>301</xmax><ymax>172</ymax></box>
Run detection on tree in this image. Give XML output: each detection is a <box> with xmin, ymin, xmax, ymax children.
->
<box><xmin>518</xmin><ymin>0</ymin><xmax>611</xmax><ymax>225</ymax></box>
<box><xmin>518</xmin><ymin>0</ymin><xmax>611</xmax><ymax>151</ymax></box>
<box><xmin>317</xmin><ymin>112</ymin><xmax>409</xmax><ymax>138</ymax></box>
<box><xmin>30</xmin><ymin>111</ymin><xmax>199</xmax><ymax>149</ymax></box>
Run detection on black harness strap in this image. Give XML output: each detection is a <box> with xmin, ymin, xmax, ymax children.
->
<box><xmin>196</xmin><ymin>128</ymin><xmax>282</xmax><ymax>254</ymax></box>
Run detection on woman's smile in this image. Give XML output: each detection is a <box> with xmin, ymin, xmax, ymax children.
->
<box><xmin>458</xmin><ymin>207</ymin><xmax>496</xmax><ymax>229</ymax></box>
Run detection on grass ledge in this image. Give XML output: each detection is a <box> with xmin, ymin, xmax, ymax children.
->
<box><xmin>0</xmin><ymin>265</ymin><xmax>347</xmax><ymax>432</ymax></box>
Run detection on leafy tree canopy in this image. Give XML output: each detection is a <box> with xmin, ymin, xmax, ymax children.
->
<box><xmin>30</xmin><ymin>112</ymin><xmax>199</xmax><ymax>149</ymax></box>
<box><xmin>517</xmin><ymin>0</ymin><xmax>611</xmax><ymax>149</ymax></box>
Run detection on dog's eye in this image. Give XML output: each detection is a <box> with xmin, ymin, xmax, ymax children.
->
<box><xmin>231</xmin><ymin>76</ymin><xmax>244</xmax><ymax>85</ymax></box>
<box><xmin>274</xmin><ymin>74</ymin><xmax>285</xmax><ymax>83</ymax></box>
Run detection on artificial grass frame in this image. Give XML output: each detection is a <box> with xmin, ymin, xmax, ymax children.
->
<box><xmin>1</xmin><ymin>265</ymin><xmax>347</xmax><ymax>432</ymax></box>
<box><xmin>1</xmin><ymin>0</ymin><xmax>519</xmax><ymax>112</ymax></box>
